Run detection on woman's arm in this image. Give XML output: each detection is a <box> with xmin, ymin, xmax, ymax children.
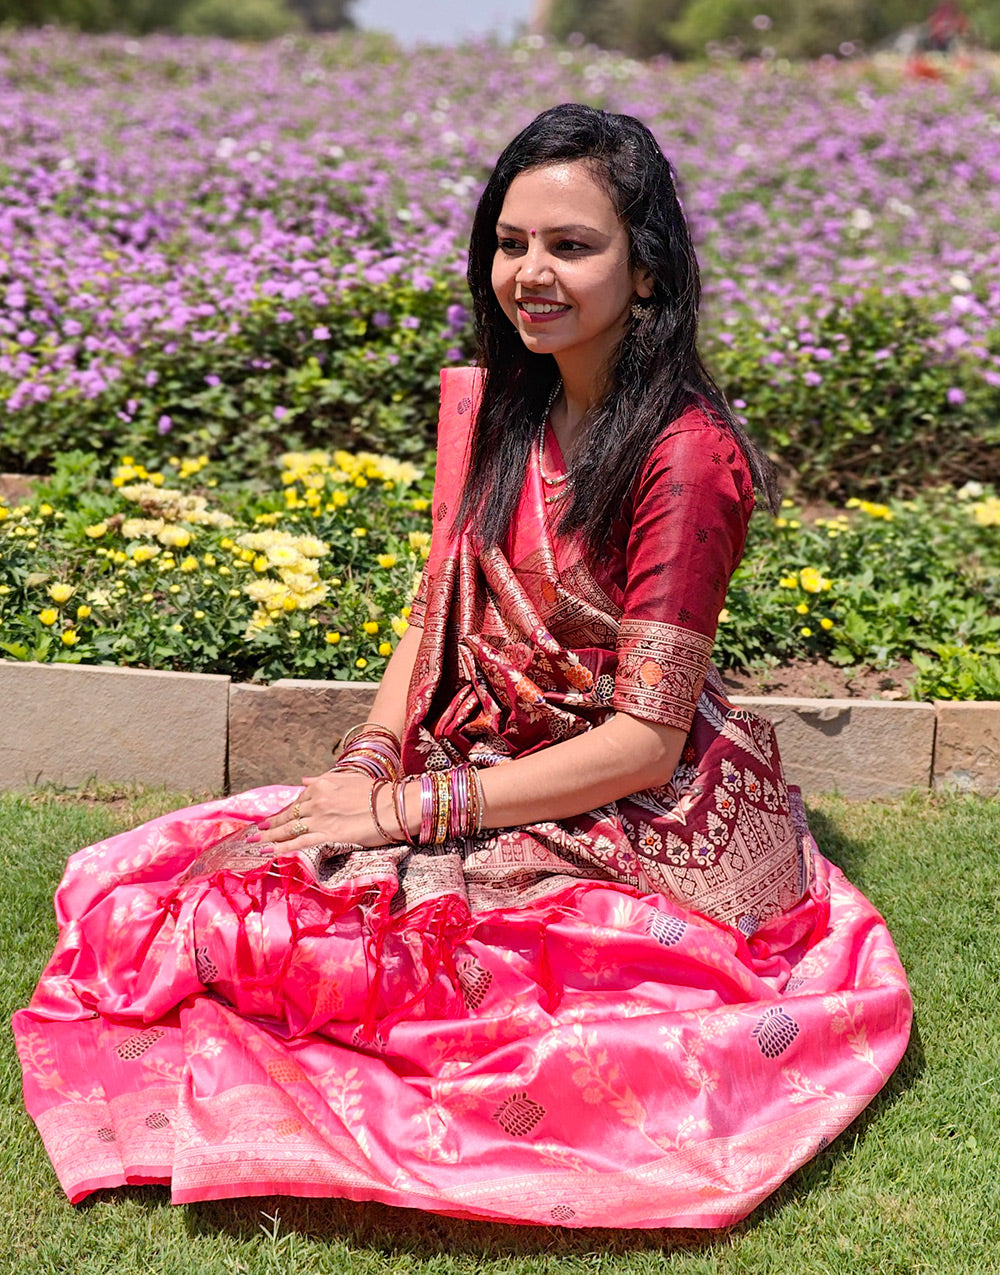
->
<box><xmin>472</xmin><ymin>711</ymin><xmax>686</xmax><ymax>830</ymax></box>
<box><xmin>260</xmin><ymin>702</ymin><xmax>685</xmax><ymax>850</ymax></box>
<box><xmin>357</xmin><ymin>621</ymin><xmax>422</xmax><ymax>742</ymax></box>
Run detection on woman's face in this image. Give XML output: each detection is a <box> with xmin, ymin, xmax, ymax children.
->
<box><xmin>490</xmin><ymin>160</ymin><xmax>652</xmax><ymax>387</ymax></box>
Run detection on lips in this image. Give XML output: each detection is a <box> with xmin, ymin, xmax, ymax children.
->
<box><xmin>516</xmin><ymin>298</ymin><xmax>571</xmax><ymax>323</ymax></box>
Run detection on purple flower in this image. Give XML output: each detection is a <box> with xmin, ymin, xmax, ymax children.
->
<box><xmin>274</xmin><ymin>406</ymin><xmax>287</xmax><ymax>420</ymax></box>
<box><xmin>372</xmin><ymin>311</ymin><xmax>391</xmax><ymax>329</ymax></box>
<box><xmin>204</xmin><ymin>374</ymin><xmax>220</xmax><ymax>387</ymax></box>
<box><xmin>947</xmin><ymin>387</ymin><xmax>966</xmax><ymax>406</ymax></box>
<box><xmin>312</xmin><ymin>325</ymin><xmax>331</xmax><ymax>340</ymax></box>
<box><xmin>157</xmin><ymin>414</ymin><xmax>173</xmax><ymax>434</ymax></box>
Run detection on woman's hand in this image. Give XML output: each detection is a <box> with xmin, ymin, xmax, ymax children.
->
<box><xmin>251</xmin><ymin>769</ymin><xmax>388</xmax><ymax>854</ymax></box>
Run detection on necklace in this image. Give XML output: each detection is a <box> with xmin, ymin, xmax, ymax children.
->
<box><xmin>537</xmin><ymin>380</ymin><xmax>572</xmax><ymax>505</ymax></box>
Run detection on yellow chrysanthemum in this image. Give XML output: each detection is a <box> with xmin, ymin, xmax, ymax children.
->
<box><xmin>48</xmin><ymin>582</ymin><xmax>74</xmax><ymax>604</ymax></box>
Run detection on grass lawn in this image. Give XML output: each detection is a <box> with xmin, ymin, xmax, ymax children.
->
<box><xmin>2</xmin><ymin>787</ymin><xmax>998</xmax><ymax>1275</ymax></box>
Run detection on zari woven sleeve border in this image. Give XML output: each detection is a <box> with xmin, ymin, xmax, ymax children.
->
<box><xmin>611</xmin><ymin>411</ymin><xmax>755</xmax><ymax>731</ymax></box>
<box><xmin>406</xmin><ymin>366</ymin><xmax>483</xmax><ymax>629</ymax></box>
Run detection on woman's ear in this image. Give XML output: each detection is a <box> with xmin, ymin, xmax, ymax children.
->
<box><xmin>633</xmin><ymin>267</ymin><xmax>654</xmax><ymax>299</ymax></box>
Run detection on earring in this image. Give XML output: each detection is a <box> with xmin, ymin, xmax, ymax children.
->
<box><xmin>630</xmin><ymin>299</ymin><xmax>652</xmax><ymax>322</ymax></box>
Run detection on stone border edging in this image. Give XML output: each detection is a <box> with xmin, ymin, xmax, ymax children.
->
<box><xmin>1</xmin><ymin>660</ymin><xmax>997</xmax><ymax>798</ymax></box>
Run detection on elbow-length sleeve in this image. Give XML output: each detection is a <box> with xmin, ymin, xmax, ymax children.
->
<box><xmin>612</xmin><ymin>411</ymin><xmax>755</xmax><ymax>732</ymax></box>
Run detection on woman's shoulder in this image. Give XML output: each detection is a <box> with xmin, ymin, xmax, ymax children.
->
<box><xmin>643</xmin><ymin>403</ymin><xmax>750</xmax><ymax>476</ymax></box>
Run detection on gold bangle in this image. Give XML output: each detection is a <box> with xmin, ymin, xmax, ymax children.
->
<box><xmin>368</xmin><ymin>780</ymin><xmax>396</xmax><ymax>843</ymax></box>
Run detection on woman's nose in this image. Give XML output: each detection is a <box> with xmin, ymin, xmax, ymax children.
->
<box><xmin>516</xmin><ymin>249</ymin><xmax>555</xmax><ymax>287</ymax></box>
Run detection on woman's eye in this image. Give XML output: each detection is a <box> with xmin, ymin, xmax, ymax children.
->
<box><xmin>497</xmin><ymin>238</ymin><xmax>525</xmax><ymax>254</ymax></box>
<box><xmin>556</xmin><ymin>240</ymin><xmax>588</xmax><ymax>253</ymax></box>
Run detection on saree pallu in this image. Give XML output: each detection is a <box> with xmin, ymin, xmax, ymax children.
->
<box><xmin>14</xmin><ymin>370</ymin><xmax>912</xmax><ymax>1227</ymax></box>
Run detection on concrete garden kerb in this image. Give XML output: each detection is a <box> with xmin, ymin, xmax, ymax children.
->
<box><xmin>1</xmin><ymin>659</ymin><xmax>998</xmax><ymax>798</ymax></box>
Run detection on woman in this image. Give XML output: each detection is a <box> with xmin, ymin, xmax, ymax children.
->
<box><xmin>15</xmin><ymin>105</ymin><xmax>911</xmax><ymax>1229</ymax></box>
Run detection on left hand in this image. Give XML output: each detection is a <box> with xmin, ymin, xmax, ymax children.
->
<box><xmin>251</xmin><ymin>769</ymin><xmax>390</xmax><ymax>854</ymax></box>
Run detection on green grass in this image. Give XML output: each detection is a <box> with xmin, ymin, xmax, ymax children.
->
<box><xmin>2</xmin><ymin>788</ymin><xmax>999</xmax><ymax>1275</ymax></box>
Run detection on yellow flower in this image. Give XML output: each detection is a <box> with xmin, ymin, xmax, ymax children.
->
<box><xmin>799</xmin><ymin>567</ymin><xmax>832</xmax><ymax>594</ymax></box>
<box><xmin>717</xmin><ymin>608</ymin><xmax>731</xmax><ymax>623</ymax></box>
<box><xmin>171</xmin><ymin>623</ymin><xmax>183</xmax><ymax>633</ymax></box>
<box><xmin>130</xmin><ymin>543</ymin><xmax>158</xmax><ymax>564</ymax></box>
<box><xmin>799</xmin><ymin>626</ymin><xmax>813</xmax><ymax>637</ymax></box>
<box><xmin>355</xmin><ymin>657</ymin><xmax>368</xmax><ymax>669</ymax></box>
<box><xmin>141</xmin><ymin>593</ymin><xmax>155</xmax><ymax>603</ymax></box>
<box><xmin>325</xmin><ymin>631</ymin><xmax>341</xmax><ymax>645</ymax></box>
<box><xmin>377</xmin><ymin>553</ymin><xmax>397</xmax><ymax>569</ymax></box>
<box><xmin>39</xmin><ymin>609</ymin><xmax>58</xmax><ymax>626</ymax></box>
<box><xmin>362</xmin><ymin>620</ymin><xmax>379</xmax><ymax>635</ymax></box>
<box><xmin>775</xmin><ymin>517</ymin><xmax>788</xmax><ymax>528</ymax></box>
<box><xmin>48</xmin><ymin>582</ymin><xmax>74</xmax><ymax>604</ymax></box>
<box><xmin>282</xmin><ymin>596</ymin><xmax>298</xmax><ymax>612</ymax></box>
<box><xmin>354</xmin><ymin>476</ymin><xmax>368</xmax><ymax>488</ymax></box>
<box><xmin>972</xmin><ymin>497</ymin><xmax>1000</xmax><ymax>527</ymax></box>
<box><xmin>85</xmin><ymin>522</ymin><xmax>108</xmax><ymax>538</ymax></box>
<box><xmin>202</xmin><ymin>553</ymin><xmax>217</xmax><ymax>566</ymax></box>
<box><xmin>781</xmin><ymin>498</ymin><xmax>795</xmax><ymax>509</ymax></box>
<box><xmin>194</xmin><ymin>609</ymin><xmax>206</xmax><ymax>620</ymax></box>
<box><xmin>857</xmin><ymin>500</ymin><xmax>893</xmax><ymax>520</ymax></box>
<box><xmin>352</xmin><ymin>527</ymin><xmax>367</xmax><ymax>538</ymax></box>
<box><xmin>38</xmin><ymin>503</ymin><xmax>54</xmax><ymax>517</ymax></box>
<box><xmin>391</xmin><ymin>615</ymin><xmax>409</xmax><ymax>638</ymax></box>
<box><xmin>820</xmin><ymin>617</ymin><xmax>834</xmax><ymax>630</ymax></box>
<box><xmin>411</xmin><ymin>498</ymin><xmax>430</xmax><ymax>512</ymax></box>
<box><xmin>330</xmin><ymin>490</ymin><xmax>350</xmax><ymax>508</ymax></box>
<box><xmin>76</xmin><ymin>604</ymin><xmax>92</xmax><ymax>620</ymax></box>
<box><xmin>61</xmin><ymin>629</ymin><xmax>79</xmax><ymax>646</ymax></box>
<box><xmin>179</xmin><ymin>556</ymin><xmax>199</xmax><ymax>573</ymax></box>
<box><xmin>778</xmin><ymin>575</ymin><xmax>799</xmax><ymax>589</ymax></box>
<box><xmin>407</xmin><ymin>531</ymin><xmax>431</xmax><ymax>554</ymax></box>
<box><xmin>158</xmin><ymin>526</ymin><xmax>191</xmax><ymax>548</ymax></box>
<box><xmin>795</xmin><ymin>602</ymin><xmax>809</xmax><ymax>615</ymax></box>
<box><xmin>253</xmin><ymin>556</ymin><xmax>269</xmax><ymax>573</ymax></box>
<box><xmin>168</xmin><ymin>584</ymin><xmax>181</xmax><ymax>594</ymax></box>
<box><xmin>378</xmin><ymin>641</ymin><xmax>392</xmax><ymax>656</ymax></box>
<box><xmin>266</xmin><ymin>544</ymin><xmax>302</xmax><ymax>568</ymax></box>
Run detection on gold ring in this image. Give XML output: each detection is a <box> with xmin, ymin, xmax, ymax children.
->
<box><xmin>291</xmin><ymin>818</ymin><xmax>308</xmax><ymax>836</ymax></box>
<box><xmin>292</xmin><ymin>801</ymin><xmax>301</xmax><ymax>821</ymax></box>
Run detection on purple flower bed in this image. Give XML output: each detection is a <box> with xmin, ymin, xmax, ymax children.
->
<box><xmin>1</xmin><ymin>30</ymin><xmax>998</xmax><ymax>488</ymax></box>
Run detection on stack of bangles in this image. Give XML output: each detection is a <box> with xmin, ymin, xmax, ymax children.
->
<box><xmin>333</xmin><ymin>722</ymin><xmax>487</xmax><ymax>845</ymax></box>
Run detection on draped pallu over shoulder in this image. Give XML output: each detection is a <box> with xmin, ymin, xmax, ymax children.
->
<box><xmin>13</xmin><ymin>367</ymin><xmax>912</xmax><ymax>1228</ymax></box>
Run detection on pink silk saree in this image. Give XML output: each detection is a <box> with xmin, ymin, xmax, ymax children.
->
<box><xmin>14</xmin><ymin>369</ymin><xmax>912</xmax><ymax>1228</ymax></box>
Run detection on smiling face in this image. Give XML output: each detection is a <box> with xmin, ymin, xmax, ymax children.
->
<box><xmin>490</xmin><ymin>161</ymin><xmax>653</xmax><ymax>397</ymax></box>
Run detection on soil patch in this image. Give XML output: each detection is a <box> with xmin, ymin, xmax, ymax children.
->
<box><xmin>721</xmin><ymin>658</ymin><xmax>919</xmax><ymax>701</ymax></box>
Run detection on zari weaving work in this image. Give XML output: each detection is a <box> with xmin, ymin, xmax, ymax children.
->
<box><xmin>14</xmin><ymin>369</ymin><xmax>912</xmax><ymax>1227</ymax></box>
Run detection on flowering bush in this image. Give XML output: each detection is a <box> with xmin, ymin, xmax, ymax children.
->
<box><xmin>1</xmin><ymin>32</ymin><xmax>998</xmax><ymax>494</ymax></box>
<box><xmin>2</xmin><ymin>456</ymin><xmax>998</xmax><ymax>697</ymax></box>
<box><xmin>717</xmin><ymin>485</ymin><xmax>1000</xmax><ymax>694</ymax></box>
<box><xmin>0</xmin><ymin>449</ymin><xmax>432</xmax><ymax>681</ymax></box>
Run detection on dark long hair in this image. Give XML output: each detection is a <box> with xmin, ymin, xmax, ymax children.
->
<box><xmin>458</xmin><ymin>103</ymin><xmax>778</xmax><ymax>552</ymax></box>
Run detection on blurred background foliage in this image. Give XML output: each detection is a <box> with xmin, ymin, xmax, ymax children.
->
<box><xmin>545</xmin><ymin>0</ymin><xmax>1000</xmax><ymax>57</ymax></box>
<box><xmin>3</xmin><ymin>0</ymin><xmax>999</xmax><ymax>51</ymax></box>
<box><xmin>0</xmin><ymin>0</ymin><xmax>356</xmax><ymax>39</ymax></box>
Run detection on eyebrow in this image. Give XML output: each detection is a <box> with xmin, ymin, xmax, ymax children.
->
<box><xmin>496</xmin><ymin>221</ymin><xmax>603</xmax><ymax>236</ymax></box>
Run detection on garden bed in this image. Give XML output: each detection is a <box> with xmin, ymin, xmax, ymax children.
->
<box><xmin>722</xmin><ymin>656</ymin><xmax>920</xmax><ymax>700</ymax></box>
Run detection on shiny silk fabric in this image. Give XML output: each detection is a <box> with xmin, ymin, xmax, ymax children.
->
<box><xmin>14</xmin><ymin>370</ymin><xmax>912</xmax><ymax>1227</ymax></box>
